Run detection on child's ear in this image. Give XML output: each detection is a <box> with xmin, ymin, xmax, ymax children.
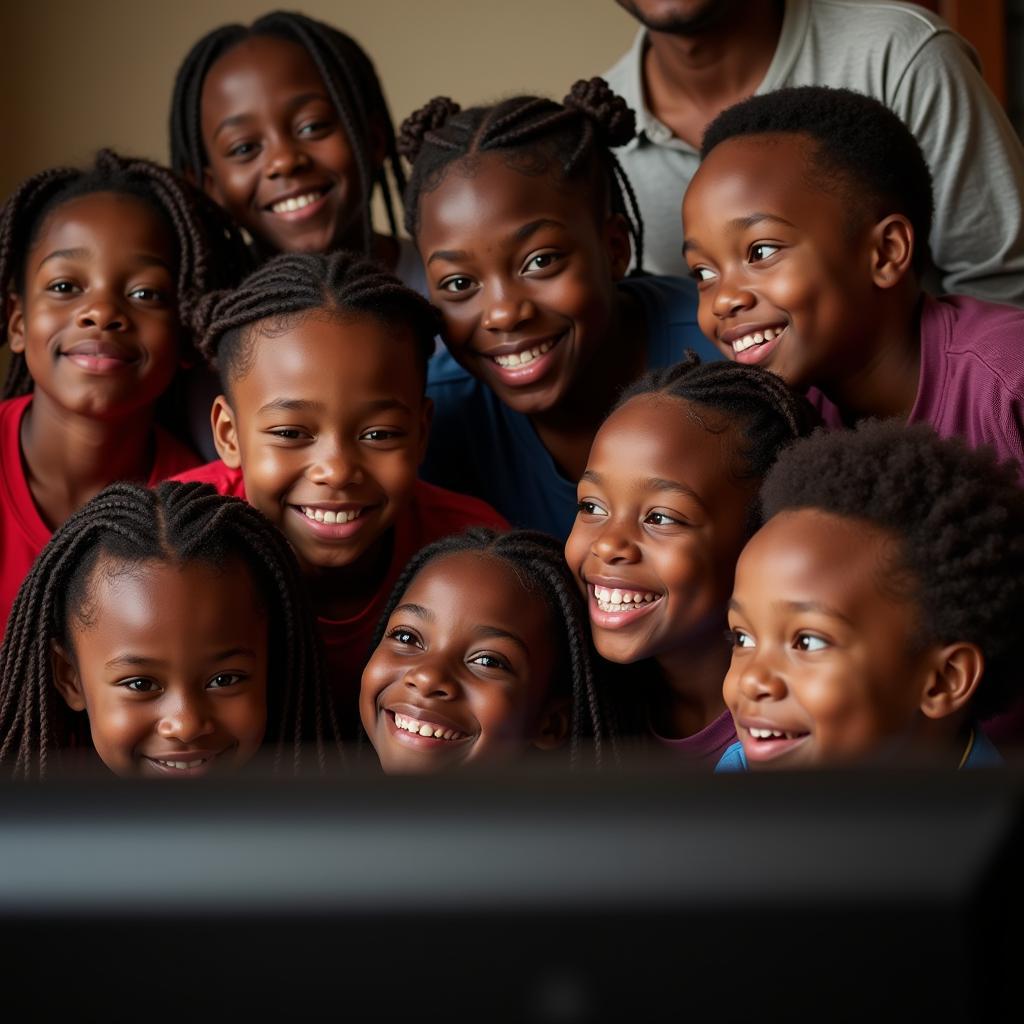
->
<box><xmin>604</xmin><ymin>212</ymin><xmax>632</xmax><ymax>281</ymax></box>
<box><xmin>531</xmin><ymin>695</ymin><xmax>571</xmax><ymax>752</ymax></box>
<box><xmin>919</xmin><ymin>642</ymin><xmax>984</xmax><ymax>720</ymax></box>
<box><xmin>211</xmin><ymin>394</ymin><xmax>243</xmax><ymax>468</ymax></box>
<box><xmin>7</xmin><ymin>293</ymin><xmax>26</xmax><ymax>354</ymax></box>
<box><xmin>51</xmin><ymin>642</ymin><xmax>87</xmax><ymax>713</ymax></box>
<box><xmin>416</xmin><ymin>396</ymin><xmax>434</xmax><ymax>464</ymax></box>
<box><xmin>869</xmin><ymin>214</ymin><xmax>915</xmax><ymax>290</ymax></box>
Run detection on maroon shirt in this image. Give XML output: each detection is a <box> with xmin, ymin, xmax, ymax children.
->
<box><xmin>650</xmin><ymin>709</ymin><xmax>737</xmax><ymax>768</ymax></box>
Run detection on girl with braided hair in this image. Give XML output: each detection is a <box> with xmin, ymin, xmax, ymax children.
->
<box><xmin>169</xmin><ymin>10</ymin><xmax>422</xmax><ymax>290</ymax></box>
<box><xmin>0</xmin><ymin>481</ymin><xmax>343</xmax><ymax>780</ymax></box>
<box><xmin>564</xmin><ymin>354</ymin><xmax>819</xmax><ymax>766</ymax></box>
<box><xmin>400</xmin><ymin>78</ymin><xmax>720</xmax><ymax>540</ymax></box>
<box><xmin>361</xmin><ymin>528</ymin><xmax>610</xmax><ymax>773</ymax></box>
<box><xmin>0</xmin><ymin>149</ymin><xmax>247</xmax><ymax>638</ymax></box>
<box><xmin>174</xmin><ymin>251</ymin><xmax>506</xmax><ymax>735</ymax></box>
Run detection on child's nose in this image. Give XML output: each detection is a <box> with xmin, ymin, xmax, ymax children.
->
<box><xmin>76</xmin><ymin>295</ymin><xmax>126</xmax><ymax>333</ymax></box>
<box><xmin>157</xmin><ymin>698</ymin><xmax>216</xmax><ymax>744</ymax></box>
<box><xmin>481</xmin><ymin>287</ymin><xmax>537</xmax><ymax>333</ymax></box>
<box><xmin>738</xmin><ymin>655</ymin><xmax>787</xmax><ymax>701</ymax></box>
<box><xmin>403</xmin><ymin>663</ymin><xmax>457</xmax><ymax>701</ymax></box>
<box><xmin>711</xmin><ymin>271</ymin><xmax>756</xmax><ymax>320</ymax></box>
<box><xmin>308</xmin><ymin>443</ymin><xmax>364</xmax><ymax>489</ymax></box>
<box><xmin>591</xmin><ymin>520</ymin><xmax>641</xmax><ymax>564</ymax></box>
<box><xmin>265</xmin><ymin>135</ymin><xmax>312</xmax><ymax>179</ymax></box>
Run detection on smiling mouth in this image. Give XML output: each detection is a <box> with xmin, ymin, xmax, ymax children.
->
<box><xmin>730</xmin><ymin>323</ymin><xmax>787</xmax><ymax>355</ymax></box>
<box><xmin>391</xmin><ymin>711</ymin><xmax>469</xmax><ymax>742</ymax></box>
<box><xmin>492</xmin><ymin>338</ymin><xmax>557</xmax><ymax>369</ymax></box>
<box><xmin>300</xmin><ymin>505</ymin><xmax>362</xmax><ymax>525</ymax></box>
<box><xmin>267</xmin><ymin>188</ymin><xmax>329</xmax><ymax>215</ymax></box>
<box><xmin>592</xmin><ymin>585</ymin><xmax>662</xmax><ymax>613</ymax></box>
<box><xmin>747</xmin><ymin>726</ymin><xmax>808</xmax><ymax>742</ymax></box>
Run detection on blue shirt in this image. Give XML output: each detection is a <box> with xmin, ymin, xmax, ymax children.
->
<box><xmin>422</xmin><ymin>273</ymin><xmax>717</xmax><ymax>539</ymax></box>
<box><xmin>714</xmin><ymin>727</ymin><xmax>1003</xmax><ymax>772</ymax></box>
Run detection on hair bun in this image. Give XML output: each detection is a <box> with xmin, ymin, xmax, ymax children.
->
<box><xmin>563</xmin><ymin>78</ymin><xmax>636</xmax><ymax>148</ymax></box>
<box><xmin>398</xmin><ymin>97</ymin><xmax>462</xmax><ymax>161</ymax></box>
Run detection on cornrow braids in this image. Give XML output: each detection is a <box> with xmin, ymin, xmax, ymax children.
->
<box><xmin>0</xmin><ymin>481</ymin><xmax>343</xmax><ymax>779</ymax></box>
<box><xmin>191</xmin><ymin>250</ymin><xmax>441</xmax><ymax>387</ymax></box>
<box><xmin>371</xmin><ymin>528</ymin><xmax>613</xmax><ymax>767</ymax></box>
<box><xmin>169</xmin><ymin>10</ymin><xmax>405</xmax><ymax>253</ymax></box>
<box><xmin>616</xmin><ymin>351</ymin><xmax>820</xmax><ymax>523</ymax></box>
<box><xmin>761</xmin><ymin>420</ymin><xmax>1024</xmax><ymax>722</ymax></box>
<box><xmin>399</xmin><ymin>78</ymin><xmax>645</xmax><ymax>270</ymax></box>
<box><xmin>0</xmin><ymin>148</ymin><xmax>250</xmax><ymax>399</ymax></box>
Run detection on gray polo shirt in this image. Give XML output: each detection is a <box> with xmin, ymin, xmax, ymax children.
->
<box><xmin>603</xmin><ymin>0</ymin><xmax>1024</xmax><ymax>305</ymax></box>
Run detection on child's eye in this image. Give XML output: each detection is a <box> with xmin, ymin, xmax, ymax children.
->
<box><xmin>749</xmin><ymin>243</ymin><xmax>780</xmax><ymax>262</ymax></box>
<box><xmin>387</xmin><ymin>627</ymin><xmax>423</xmax><ymax>648</ymax></box>
<box><xmin>121</xmin><ymin>677</ymin><xmax>159</xmax><ymax>693</ymax></box>
<box><xmin>47</xmin><ymin>279</ymin><xmax>80</xmax><ymax>295</ymax></box>
<box><xmin>439</xmin><ymin>275</ymin><xmax>476</xmax><ymax>294</ymax></box>
<box><xmin>207</xmin><ymin>673</ymin><xmax>243</xmax><ymax>689</ymax></box>
<box><xmin>128</xmin><ymin>286</ymin><xmax>168</xmax><ymax>304</ymax></box>
<box><xmin>690</xmin><ymin>266</ymin><xmax>716</xmax><ymax>283</ymax></box>
<box><xmin>523</xmin><ymin>252</ymin><xmax>562</xmax><ymax>273</ymax></box>
<box><xmin>576</xmin><ymin>499</ymin><xmax>608</xmax><ymax>517</ymax></box>
<box><xmin>360</xmin><ymin>428</ymin><xmax>403</xmax><ymax>442</ymax></box>
<box><xmin>227</xmin><ymin>141</ymin><xmax>258</xmax><ymax>159</ymax></box>
<box><xmin>644</xmin><ymin>510</ymin><xmax>683</xmax><ymax>527</ymax></box>
<box><xmin>268</xmin><ymin>427</ymin><xmax>307</xmax><ymax>441</ymax></box>
<box><xmin>297</xmin><ymin>119</ymin><xmax>333</xmax><ymax>136</ymax></box>
<box><xmin>469</xmin><ymin>652</ymin><xmax>510</xmax><ymax>671</ymax></box>
<box><xmin>728</xmin><ymin>628</ymin><xmax>755</xmax><ymax>650</ymax></box>
<box><xmin>795</xmin><ymin>633</ymin><xmax>828</xmax><ymax>652</ymax></box>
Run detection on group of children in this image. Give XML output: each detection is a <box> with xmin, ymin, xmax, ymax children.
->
<box><xmin>0</xmin><ymin>10</ymin><xmax>1021</xmax><ymax>780</ymax></box>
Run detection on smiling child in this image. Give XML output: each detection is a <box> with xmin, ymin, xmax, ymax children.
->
<box><xmin>400</xmin><ymin>78</ymin><xmax>719</xmax><ymax>539</ymax></box>
<box><xmin>718</xmin><ymin>421</ymin><xmax>1024</xmax><ymax>771</ymax></box>
<box><xmin>0</xmin><ymin>482</ymin><xmax>340</xmax><ymax>779</ymax></box>
<box><xmin>361</xmin><ymin>528</ymin><xmax>609</xmax><ymax>773</ymax></box>
<box><xmin>170</xmin><ymin>10</ymin><xmax>421</xmax><ymax>289</ymax></box>
<box><xmin>0</xmin><ymin>150</ymin><xmax>246</xmax><ymax>637</ymax></box>
<box><xmin>682</xmin><ymin>86</ymin><xmax>1024</xmax><ymax>477</ymax></box>
<box><xmin>565</xmin><ymin>354</ymin><xmax>817</xmax><ymax>764</ymax></box>
<box><xmin>175</xmin><ymin>252</ymin><xmax>505</xmax><ymax>730</ymax></box>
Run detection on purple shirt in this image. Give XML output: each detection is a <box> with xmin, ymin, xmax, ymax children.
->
<box><xmin>650</xmin><ymin>709</ymin><xmax>737</xmax><ymax>768</ymax></box>
<box><xmin>809</xmin><ymin>294</ymin><xmax>1024</xmax><ymax>477</ymax></box>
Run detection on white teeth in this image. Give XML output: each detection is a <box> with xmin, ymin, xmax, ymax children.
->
<box><xmin>732</xmin><ymin>325</ymin><xmax>786</xmax><ymax>354</ymax></box>
<box><xmin>301</xmin><ymin>506</ymin><xmax>362</xmax><ymax>524</ymax></box>
<box><xmin>393</xmin><ymin>712</ymin><xmax>466</xmax><ymax>742</ymax></box>
<box><xmin>155</xmin><ymin>758</ymin><xmax>206</xmax><ymax>769</ymax></box>
<box><xmin>592</xmin><ymin>586</ymin><xmax>659</xmax><ymax>614</ymax></box>
<box><xmin>748</xmin><ymin>727</ymin><xmax>801</xmax><ymax>740</ymax></box>
<box><xmin>270</xmin><ymin>191</ymin><xmax>323</xmax><ymax>214</ymax></box>
<box><xmin>493</xmin><ymin>339</ymin><xmax>555</xmax><ymax>369</ymax></box>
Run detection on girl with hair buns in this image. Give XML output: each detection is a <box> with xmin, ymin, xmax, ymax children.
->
<box><xmin>400</xmin><ymin>78</ymin><xmax>719</xmax><ymax>539</ymax></box>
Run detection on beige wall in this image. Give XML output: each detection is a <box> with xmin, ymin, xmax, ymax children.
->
<box><xmin>0</xmin><ymin>0</ymin><xmax>637</xmax><ymax>202</ymax></box>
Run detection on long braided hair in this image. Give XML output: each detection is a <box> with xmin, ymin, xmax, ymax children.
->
<box><xmin>617</xmin><ymin>352</ymin><xmax>822</xmax><ymax>525</ymax></box>
<box><xmin>169</xmin><ymin>10</ymin><xmax>405</xmax><ymax>254</ymax></box>
<box><xmin>190</xmin><ymin>250</ymin><xmax>441</xmax><ymax>384</ymax></box>
<box><xmin>0</xmin><ymin>481</ymin><xmax>343</xmax><ymax>780</ymax></box>
<box><xmin>370</xmin><ymin>528</ymin><xmax>613</xmax><ymax>768</ymax></box>
<box><xmin>0</xmin><ymin>148</ymin><xmax>250</xmax><ymax>399</ymax></box>
<box><xmin>398</xmin><ymin>77</ymin><xmax>646</xmax><ymax>271</ymax></box>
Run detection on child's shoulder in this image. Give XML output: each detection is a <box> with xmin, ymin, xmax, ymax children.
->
<box><xmin>170</xmin><ymin>459</ymin><xmax>246</xmax><ymax>498</ymax></box>
<box><xmin>409</xmin><ymin>478</ymin><xmax>508</xmax><ymax>535</ymax></box>
<box><xmin>714</xmin><ymin>740</ymin><xmax>748</xmax><ymax>773</ymax></box>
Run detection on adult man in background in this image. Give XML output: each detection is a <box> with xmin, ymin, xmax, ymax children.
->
<box><xmin>604</xmin><ymin>0</ymin><xmax>1024</xmax><ymax>304</ymax></box>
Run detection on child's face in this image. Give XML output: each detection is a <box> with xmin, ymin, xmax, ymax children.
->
<box><xmin>54</xmin><ymin>557</ymin><xmax>269</xmax><ymax>778</ymax></box>
<box><xmin>360</xmin><ymin>551</ymin><xmax>562</xmax><ymax>773</ymax></box>
<box><xmin>565</xmin><ymin>394</ymin><xmax>757</xmax><ymax>664</ymax></box>
<box><xmin>417</xmin><ymin>152</ymin><xmax>630</xmax><ymax>417</ymax></box>
<box><xmin>8</xmin><ymin>192</ymin><xmax>180</xmax><ymax>418</ymax></box>
<box><xmin>200</xmin><ymin>34</ymin><xmax>368</xmax><ymax>254</ymax></box>
<box><xmin>213</xmin><ymin>312</ymin><xmax>430</xmax><ymax>576</ymax></box>
<box><xmin>682</xmin><ymin>134</ymin><xmax>876</xmax><ymax>391</ymax></box>
<box><xmin>723</xmin><ymin>509</ymin><xmax>936</xmax><ymax>769</ymax></box>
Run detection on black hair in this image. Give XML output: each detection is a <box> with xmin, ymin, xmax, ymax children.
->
<box><xmin>370</xmin><ymin>528</ymin><xmax>613</xmax><ymax>767</ymax></box>
<box><xmin>0</xmin><ymin>148</ymin><xmax>250</xmax><ymax>399</ymax></box>
<box><xmin>399</xmin><ymin>77</ymin><xmax>645</xmax><ymax>270</ymax></box>
<box><xmin>761</xmin><ymin>420</ymin><xmax>1024</xmax><ymax>721</ymax></box>
<box><xmin>701</xmin><ymin>86</ymin><xmax>934</xmax><ymax>272</ymax></box>
<box><xmin>616</xmin><ymin>352</ymin><xmax>821</xmax><ymax>527</ymax></box>
<box><xmin>0</xmin><ymin>481</ymin><xmax>343</xmax><ymax>779</ymax></box>
<box><xmin>191</xmin><ymin>250</ymin><xmax>441</xmax><ymax>390</ymax></box>
<box><xmin>169</xmin><ymin>10</ymin><xmax>405</xmax><ymax>253</ymax></box>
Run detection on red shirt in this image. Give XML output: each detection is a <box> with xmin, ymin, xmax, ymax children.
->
<box><xmin>0</xmin><ymin>395</ymin><xmax>201</xmax><ymax>638</ymax></box>
<box><xmin>172</xmin><ymin>460</ymin><xmax>509</xmax><ymax>715</ymax></box>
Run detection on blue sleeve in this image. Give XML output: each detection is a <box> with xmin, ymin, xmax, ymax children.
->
<box><xmin>714</xmin><ymin>741</ymin><xmax>748</xmax><ymax>773</ymax></box>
